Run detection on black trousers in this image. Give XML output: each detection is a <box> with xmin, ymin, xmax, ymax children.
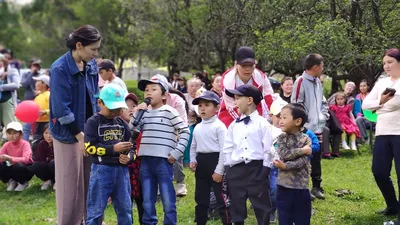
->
<box><xmin>312</xmin><ymin>134</ymin><xmax>323</xmax><ymax>189</ymax></box>
<box><xmin>321</xmin><ymin>126</ymin><xmax>341</xmax><ymax>155</ymax></box>
<box><xmin>226</xmin><ymin>160</ymin><xmax>271</xmax><ymax>225</ymax></box>
<box><xmin>195</xmin><ymin>153</ymin><xmax>230</xmax><ymax>225</ymax></box>
<box><xmin>276</xmin><ymin>186</ymin><xmax>311</xmax><ymax>225</ymax></box>
<box><xmin>372</xmin><ymin>135</ymin><xmax>400</xmax><ymax>210</ymax></box>
<box><xmin>0</xmin><ymin>162</ymin><xmax>34</xmax><ymax>184</ymax></box>
<box><xmin>31</xmin><ymin>161</ymin><xmax>55</xmax><ymax>183</ymax></box>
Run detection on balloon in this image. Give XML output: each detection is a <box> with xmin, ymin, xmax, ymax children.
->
<box><xmin>363</xmin><ymin>109</ymin><xmax>377</xmax><ymax>123</ymax></box>
<box><xmin>15</xmin><ymin>100</ymin><xmax>40</xmax><ymax>123</ymax></box>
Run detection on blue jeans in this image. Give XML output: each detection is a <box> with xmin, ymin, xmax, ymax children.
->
<box><xmin>86</xmin><ymin>164</ymin><xmax>132</xmax><ymax>225</ymax></box>
<box><xmin>23</xmin><ymin>123</ymin><xmax>31</xmax><ymax>141</ymax></box>
<box><xmin>140</xmin><ymin>156</ymin><xmax>177</xmax><ymax>225</ymax></box>
<box><xmin>269</xmin><ymin>166</ymin><xmax>278</xmax><ymax>214</ymax></box>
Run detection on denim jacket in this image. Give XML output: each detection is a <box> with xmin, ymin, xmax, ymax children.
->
<box><xmin>49</xmin><ymin>51</ymin><xmax>100</xmax><ymax>143</ymax></box>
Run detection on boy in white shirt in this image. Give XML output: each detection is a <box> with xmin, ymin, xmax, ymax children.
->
<box><xmin>189</xmin><ymin>91</ymin><xmax>231</xmax><ymax>225</ymax></box>
<box><xmin>223</xmin><ymin>84</ymin><xmax>274</xmax><ymax>225</ymax></box>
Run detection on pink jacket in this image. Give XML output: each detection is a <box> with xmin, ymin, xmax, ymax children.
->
<box><xmin>0</xmin><ymin>139</ymin><xmax>33</xmax><ymax>165</ymax></box>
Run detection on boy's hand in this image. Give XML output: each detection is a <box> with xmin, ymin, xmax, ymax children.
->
<box><xmin>137</xmin><ymin>102</ymin><xmax>149</xmax><ymax>111</ymax></box>
<box><xmin>302</xmin><ymin>145</ymin><xmax>312</xmax><ymax>155</ymax></box>
<box><xmin>167</xmin><ymin>154</ymin><xmax>176</xmax><ymax>164</ymax></box>
<box><xmin>119</xmin><ymin>153</ymin><xmax>130</xmax><ymax>165</ymax></box>
<box><xmin>38</xmin><ymin>110</ymin><xmax>46</xmax><ymax>116</ymax></box>
<box><xmin>273</xmin><ymin>159</ymin><xmax>287</xmax><ymax>170</ymax></box>
<box><xmin>189</xmin><ymin>162</ymin><xmax>197</xmax><ymax>172</ymax></box>
<box><xmin>212</xmin><ymin>173</ymin><xmax>223</xmax><ymax>183</ymax></box>
<box><xmin>114</xmin><ymin>142</ymin><xmax>133</xmax><ymax>153</ymax></box>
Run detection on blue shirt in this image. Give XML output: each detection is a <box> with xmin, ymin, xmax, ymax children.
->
<box><xmin>49</xmin><ymin>51</ymin><xmax>100</xmax><ymax>143</ymax></box>
<box><xmin>304</xmin><ymin>128</ymin><xmax>320</xmax><ymax>155</ymax></box>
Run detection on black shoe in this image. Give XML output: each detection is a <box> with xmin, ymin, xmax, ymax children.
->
<box><xmin>311</xmin><ymin>188</ymin><xmax>325</xmax><ymax>200</ymax></box>
<box><xmin>270</xmin><ymin>211</ymin><xmax>276</xmax><ymax>223</ymax></box>
<box><xmin>322</xmin><ymin>154</ymin><xmax>334</xmax><ymax>160</ymax></box>
<box><xmin>376</xmin><ymin>207</ymin><xmax>398</xmax><ymax>216</ymax></box>
<box><xmin>310</xmin><ymin>192</ymin><xmax>316</xmax><ymax>201</ymax></box>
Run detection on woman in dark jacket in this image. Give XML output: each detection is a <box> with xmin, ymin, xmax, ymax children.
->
<box><xmin>49</xmin><ymin>25</ymin><xmax>101</xmax><ymax>225</ymax></box>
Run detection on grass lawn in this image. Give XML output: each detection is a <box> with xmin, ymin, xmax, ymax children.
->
<box><xmin>0</xmin><ymin>145</ymin><xmax>398</xmax><ymax>225</ymax></box>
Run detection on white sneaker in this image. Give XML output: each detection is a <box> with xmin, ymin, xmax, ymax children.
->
<box><xmin>53</xmin><ymin>183</ymin><xmax>56</xmax><ymax>191</ymax></box>
<box><xmin>41</xmin><ymin>180</ymin><xmax>52</xmax><ymax>191</ymax></box>
<box><xmin>342</xmin><ymin>142</ymin><xmax>350</xmax><ymax>150</ymax></box>
<box><xmin>14</xmin><ymin>182</ymin><xmax>29</xmax><ymax>192</ymax></box>
<box><xmin>7</xmin><ymin>180</ymin><xmax>17</xmax><ymax>191</ymax></box>
<box><xmin>175</xmin><ymin>182</ymin><xmax>187</xmax><ymax>197</ymax></box>
<box><xmin>351</xmin><ymin>142</ymin><xmax>357</xmax><ymax>151</ymax></box>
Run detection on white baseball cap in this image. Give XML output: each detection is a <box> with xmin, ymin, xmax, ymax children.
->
<box><xmin>6</xmin><ymin>122</ymin><xmax>23</xmax><ymax>132</ymax></box>
<box><xmin>33</xmin><ymin>75</ymin><xmax>50</xmax><ymax>87</ymax></box>
<box><xmin>270</xmin><ymin>99</ymin><xmax>288</xmax><ymax>116</ymax></box>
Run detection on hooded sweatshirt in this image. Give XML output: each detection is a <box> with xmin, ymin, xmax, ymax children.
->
<box><xmin>291</xmin><ymin>72</ymin><xmax>329</xmax><ymax>133</ymax></box>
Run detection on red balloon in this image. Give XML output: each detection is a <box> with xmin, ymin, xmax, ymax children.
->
<box><xmin>15</xmin><ymin>100</ymin><xmax>40</xmax><ymax>123</ymax></box>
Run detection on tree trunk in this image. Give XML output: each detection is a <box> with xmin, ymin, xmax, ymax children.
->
<box><xmin>138</xmin><ymin>53</ymin><xmax>142</xmax><ymax>80</ymax></box>
<box><xmin>330</xmin><ymin>0</ymin><xmax>337</xmax><ymax>20</ymax></box>
<box><xmin>117</xmin><ymin>57</ymin><xmax>125</xmax><ymax>78</ymax></box>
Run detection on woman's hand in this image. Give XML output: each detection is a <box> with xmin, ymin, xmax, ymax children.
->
<box><xmin>0</xmin><ymin>72</ymin><xmax>7</xmax><ymax>81</ymax></box>
<box><xmin>75</xmin><ymin>132</ymin><xmax>87</xmax><ymax>157</ymax></box>
<box><xmin>380</xmin><ymin>92</ymin><xmax>394</xmax><ymax>105</ymax></box>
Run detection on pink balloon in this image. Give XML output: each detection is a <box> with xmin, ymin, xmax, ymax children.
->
<box><xmin>15</xmin><ymin>100</ymin><xmax>40</xmax><ymax>123</ymax></box>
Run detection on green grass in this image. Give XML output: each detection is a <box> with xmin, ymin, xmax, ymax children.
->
<box><xmin>0</xmin><ymin>145</ymin><xmax>397</xmax><ymax>225</ymax></box>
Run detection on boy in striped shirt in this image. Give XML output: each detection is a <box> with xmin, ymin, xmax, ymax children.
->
<box><xmin>136</xmin><ymin>75</ymin><xmax>190</xmax><ymax>225</ymax></box>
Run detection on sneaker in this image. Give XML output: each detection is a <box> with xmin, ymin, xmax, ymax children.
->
<box><xmin>310</xmin><ymin>191</ymin><xmax>316</xmax><ymax>201</ymax></box>
<box><xmin>331</xmin><ymin>153</ymin><xmax>341</xmax><ymax>158</ymax></box>
<box><xmin>342</xmin><ymin>142</ymin><xmax>350</xmax><ymax>150</ymax></box>
<box><xmin>176</xmin><ymin>182</ymin><xmax>187</xmax><ymax>197</ymax></box>
<box><xmin>14</xmin><ymin>182</ymin><xmax>29</xmax><ymax>192</ymax></box>
<box><xmin>311</xmin><ymin>187</ymin><xmax>325</xmax><ymax>200</ymax></box>
<box><xmin>7</xmin><ymin>179</ymin><xmax>17</xmax><ymax>191</ymax></box>
<box><xmin>270</xmin><ymin>211</ymin><xmax>276</xmax><ymax>223</ymax></box>
<box><xmin>41</xmin><ymin>180</ymin><xmax>53</xmax><ymax>191</ymax></box>
<box><xmin>351</xmin><ymin>143</ymin><xmax>357</xmax><ymax>151</ymax></box>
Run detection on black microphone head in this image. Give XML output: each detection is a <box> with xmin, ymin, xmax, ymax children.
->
<box><xmin>144</xmin><ymin>98</ymin><xmax>151</xmax><ymax>105</ymax></box>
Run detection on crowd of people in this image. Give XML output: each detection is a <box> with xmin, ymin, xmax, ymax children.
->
<box><xmin>0</xmin><ymin>24</ymin><xmax>400</xmax><ymax>225</ymax></box>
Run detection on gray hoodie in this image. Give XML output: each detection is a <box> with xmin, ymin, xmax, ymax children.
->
<box><xmin>291</xmin><ymin>72</ymin><xmax>328</xmax><ymax>133</ymax></box>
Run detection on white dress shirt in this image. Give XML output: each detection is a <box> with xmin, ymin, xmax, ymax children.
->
<box><xmin>190</xmin><ymin>115</ymin><xmax>227</xmax><ymax>174</ymax></box>
<box><xmin>223</xmin><ymin>110</ymin><xmax>281</xmax><ymax>167</ymax></box>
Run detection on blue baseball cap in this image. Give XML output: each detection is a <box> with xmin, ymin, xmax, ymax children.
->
<box><xmin>225</xmin><ymin>84</ymin><xmax>263</xmax><ymax>104</ymax></box>
<box><xmin>138</xmin><ymin>74</ymin><xmax>169</xmax><ymax>92</ymax></box>
<box><xmin>192</xmin><ymin>91</ymin><xmax>220</xmax><ymax>105</ymax></box>
<box><xmin>99</xmin><ymin>83</ymin><xmax>128</xmax><ymax>110</ymax></box>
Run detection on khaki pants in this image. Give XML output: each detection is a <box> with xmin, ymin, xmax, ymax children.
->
<box><xmin>54</xmin><ymin>139</ymin><xmax>91</xmax><ymax>225</ymax></box>
<box><xmin>0</xmin><ymin>98</ymin><xmax>16</xmax><ymax>127</ymax></box>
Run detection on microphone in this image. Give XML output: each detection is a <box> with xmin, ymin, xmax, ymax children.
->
<box><xmin>130</xmin><ymin>97</ymin><xmax>151</xmax><ymax>142</ymax></box>
<box><xmin>132</xmin><ymin>97</ymin><xmax>151</xmax><ymax>126</ymax></box>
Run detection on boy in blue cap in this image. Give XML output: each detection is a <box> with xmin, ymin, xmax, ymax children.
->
<box><xmin>84</xmin><ymin>83</ymin><xmax>135</xmax><ymax>225</ymax></box>
<box><xmin>189</xmin><ymin>91</ymin><xmax>231</xmax><ymax>225</ymax></box>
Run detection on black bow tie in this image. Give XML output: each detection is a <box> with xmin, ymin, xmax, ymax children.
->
<box><xmin>236</xmin><ymin>116</ymin><xmax>250</xmax><ymax>125</ymax></box>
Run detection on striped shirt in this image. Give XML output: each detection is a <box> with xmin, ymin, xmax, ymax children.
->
<box><xmin>137</xmin><ymin>104</ymin><xmax>190</xmax><ymax>160</ymax></box>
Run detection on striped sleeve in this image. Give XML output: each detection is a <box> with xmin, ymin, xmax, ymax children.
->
<box><xmin>168</xmin><ymin>108</ymin><xmax>190</xmax><ymax>160</ymax></box>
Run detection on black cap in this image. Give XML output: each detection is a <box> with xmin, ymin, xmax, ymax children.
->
<box><xmin>225</xmin><ymin>84</ymin><xmax>263</xmax><ymax>104</ymax></box>
<box><xmin>192</xmin><ymin>91</ymin><xmax>220</xmax><ymax>105</ymax></box>
<box><xmin>235</xmin><ymin>46</ymin><xmax>255</xmax><ymax>65</ymax></box>
<box><xmin>98</xmin><ymin>59</ymin><xmax>115</xmax><ymax>71</ymax></box>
